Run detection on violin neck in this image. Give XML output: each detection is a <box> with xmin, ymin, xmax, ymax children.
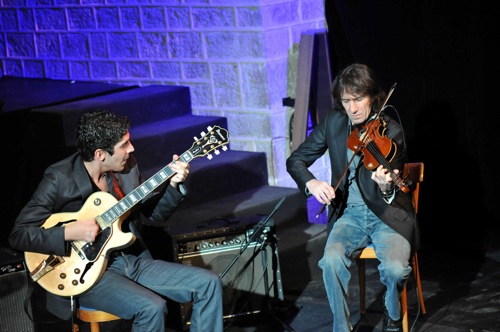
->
<box><xmin>364</xmin><ymin>141</ymin><xmax>410</xmax><ymax>194</ymax></box>
<box><xmin>391</xmin><ymin>172</ymin><xmax>409</xmax><ymax>193</ymax></box>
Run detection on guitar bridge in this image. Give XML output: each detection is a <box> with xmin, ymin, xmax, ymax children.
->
<box><xmin>29</xmin><ymin>255</ymin><xmax>65</xmax><ymax>282</ymax></box>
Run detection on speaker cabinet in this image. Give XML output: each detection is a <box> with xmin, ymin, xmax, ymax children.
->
<box><xmin>0</xmin><ymin>247</ymin><xmax>35</xmax><ymax>332</ymax></box>
<box><xmin>164</xmin><ymin>216</ymin><xmax>284</xmax><ymax>330</ymax></box>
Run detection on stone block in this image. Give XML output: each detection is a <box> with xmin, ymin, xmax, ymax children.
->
<box><xmin>67</xmin><ymin>7</ymin><xmax>94</xmax><ymax>29</ymax></box>
<box><xmin>90</xmin><ymin>33</ymin><xmax>108</xmax><ymax>58</ymax></box>
<box><xmin>36</xmin><ymin>33</ymin><xmax>60</xmax><ymax>57</ymax></box>
<box><xmin>36</xmin><ymin>8</ymin><xmax>66</xmax><ymax>30</ymax></box>
<box><xmin>192</xmin><ymin>7</ymin><xmax>235</xmax><ymax>28</ymax></box>
<box><xmin>19</xmin><ymin>9</ymin><xmax>35</xmax><ymax>30</ymax></box>
<box><xmin>61</xmin><ymin>34</ymin><xmax>90</xmax><ymax>58</ymax></box>
<box><xmin>138</xmin><ymin>33</ymin><xmax>168</xmax><ymax>58</ymax></box>
<box><xmin>109</xmin><ymin>32</ymin><xmax>139</xmax><ymax>57</ymax></box>
<box><xmin>121</xmin><ymin>7</ymin><xmax>141</xmax><ymax>29</ymax></box>
<box><xmin>118</xmin><ymin>61</ymin><xmax>150</xmax><ymax>78</ymax></box>
<box><xmin>152</xmin><ymin>61</ymin><xmax>181</xmax><ymax>79</ymax></box>
<box><xmin>6</xmin><ymin>33</ymin><xmax>35</xmax><ymax>57</ymax></box>
<box><xmin>96</xmin><ymin>7</ymin><xmax>120</xmax><ymax>29</ymax></box>
<box><xmin>168</xmin><ymin>32</ymin><xmax>202</xmax><ymax>58</ymax></box>
<box><xmin>46</xmin><ymin>60</ymin><xmax>70</xmax><ymax>79</ymax></box>
<box><xmin>1</xmin><ymin>9</ymin><xmax>17</xmax><ymax>30</ymax></box>
<box><xmin>166</xmin><ymin>7</ymin><xmax>190</xmax><ymax>28</ymax></box>
<box><xmin>142</xmin><ymin>6</ymin><xmax>166</xmax><ymax>29</ymax></box>
<box><xmin>90</xmin><ymin>61</ymin><xmax>117</xmax><ymax>78</ymax></box>
<box><xmin>70</xmin><ymin>62</ymin><xmax>90</xmax><ymax>79</ymax></box>
<box><xmin>237</xmin><ymin>6</ymin><xmax>262</xmax><ymax>27</ymax></box>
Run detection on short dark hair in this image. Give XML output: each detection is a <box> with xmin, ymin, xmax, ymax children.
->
<box><xmin>331</xmin><ymin>63</ymin><xmax>386</xmax><ymax>113</ymax></box>
<box><xmin>76</xmin><ymin>110</ymin><xmax>130</xmax><ymax>161</ymax></box>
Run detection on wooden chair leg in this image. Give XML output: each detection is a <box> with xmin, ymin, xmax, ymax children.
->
<box><xmin>90</xmin><ymin>322</ymin><xmax>100</xmax><ymax>332</ymax></box>
<box><xmin>357</xmin><ymin>258</ymin><xmax>367</xmax><ymax>315</ymax></box>
<box><xmin>412</xmin><ymin>253</ymin><xmax>427</xmax><ymax>314</ymax></box>
<box><xmin>401</xmin><ymin>287</ymin><xmax>409</xmax><ymax>332</ymax></box>
<box><xmin>77</xmin><ymin>307</ymin><xmax>121</xmax><ymax>332</ymax></box>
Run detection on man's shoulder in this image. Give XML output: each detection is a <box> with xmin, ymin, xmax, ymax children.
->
<box><xmin>44</xmin><ymin>153</ymin><xmax>84</xmax><ymax>179</ymax></box>
<box><xmin>49</xmin><ymin>153</ymin><xmax>80</xmax><ymax>169</ymax></box>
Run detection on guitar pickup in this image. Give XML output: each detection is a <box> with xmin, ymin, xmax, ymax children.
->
<box><xmin>29</xmin><ymin>255</ymin><xmax>65</xmax><ymax>282</ymax></box>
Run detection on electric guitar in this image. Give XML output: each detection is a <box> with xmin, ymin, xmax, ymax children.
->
<box><xmin>24</xmin><ymin>125</ymin><xmax>229</xmax><ymax>297</ymax></box>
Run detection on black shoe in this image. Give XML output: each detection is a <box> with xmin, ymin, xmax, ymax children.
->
<box><xmin>382</xmin><ymin>307</ymin><xmax>402</xmax><ymax>332</ymax></box>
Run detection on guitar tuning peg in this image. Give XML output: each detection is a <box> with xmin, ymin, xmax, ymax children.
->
<box><xmin>207</xmin><ymin>154</ymin><xmax>213</xmax><ymax>160</ymax></box>
<box><xmin>200</xmin><ymin>131</ymin><xmax>206</xmax><ymax>137</ymax></box>
<box><xmin>207</xmin><ymin>126</ymin><xmax>213</xmax><ymax>132</ymax></box>
<box><xmin>222</xmin><ymin>146</ymin><xmax>228</xmax><ymax>151</ymax></box>
<box><xmin>193</xmin><ymin>136</ymin><xmax>199</xmax><ymax>141</ymax></box>
<box><xmin>214</xmin><ymin>149</ymin><xmax>220</xmax><ymax>155</ymax></box>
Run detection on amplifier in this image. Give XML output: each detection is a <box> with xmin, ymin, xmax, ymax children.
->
<box><xmin>0</xmin><ymin>247</ymin><xmax>36</xmax><ymax>332</ymax></box>
<box><xmin>164</xmin><ymin>215</ymin><xmax>284</xmax><ymax>330</ymax></box>
<box><xmin>167</xmin><ymin>216</ymin><xmax>274</xmax><ymax>257</ymax></box>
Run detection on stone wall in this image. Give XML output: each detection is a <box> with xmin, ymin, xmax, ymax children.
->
<box><xmin>0</xmin><ymin>0</ymin><xmax>327</xmax><ymax>186</ymax></box>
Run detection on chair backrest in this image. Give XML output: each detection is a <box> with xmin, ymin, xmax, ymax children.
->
<box><xmin>403</xmin><ymin>162</ymin><xmax>424</xmax><ymax>212</ymax></box>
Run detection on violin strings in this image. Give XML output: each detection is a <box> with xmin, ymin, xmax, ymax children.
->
<box><xmin>365</xmin><ymin>140</ymin><xmax>405</xmax><ymax>188</ymax></box>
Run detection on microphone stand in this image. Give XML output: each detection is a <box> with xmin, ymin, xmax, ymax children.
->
<box><xmin>219</xmin><ymin>196</ymin><xmax>286</xmax><ymax>279</ymax></box>
<box><xmin>219</xmin><ymin>196</ymin><xmax>296</xmax><ymax>332</ymax></box>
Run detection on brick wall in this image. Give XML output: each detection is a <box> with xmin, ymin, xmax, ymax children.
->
<box><xmin>0</xmin><ymin>0</ymin><xmax>327</xmax><ymax>186</ymax></box>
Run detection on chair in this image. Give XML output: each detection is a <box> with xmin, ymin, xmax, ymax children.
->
<box><xmin>356</xmin><ymin>162</ymin><xmax>427</xmax><ymax>332</ymax></box>
<box><xmin>74</xmin><ymin>306</ymin><xmax>121</xmax><ymax>332</ymax></box>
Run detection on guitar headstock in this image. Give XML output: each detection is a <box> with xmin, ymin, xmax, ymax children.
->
<box><xmin>188</xmin><ymin>125</ymin><xmax>229</xmax><ymax>160</ymax></box>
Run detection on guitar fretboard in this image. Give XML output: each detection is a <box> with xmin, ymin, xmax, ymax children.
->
<box><xmin>98</xmin><ymin>150</ymin><xmax>194</xmax><ymax>228</ymax></box>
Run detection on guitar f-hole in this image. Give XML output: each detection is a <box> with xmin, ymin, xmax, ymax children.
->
<box><xmin>79</xmin><ymin>262</ymin><xmax>94</xmax><ymax>284</ymax></box>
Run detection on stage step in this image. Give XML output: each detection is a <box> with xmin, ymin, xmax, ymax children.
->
<box><xmin>128</xmin><ymin>115</ymin><xmax>229</xmax><ymax>173</ymax></box>
<box><xmin>143</xmin><ymin>185</ymin><xmax>308</xmax><ymax>261</ymax></box>
<box><xmin>159</xmin><ymin>185</ymin><xmax>307</xmax><ymax>229</ymax></box>
<box><xmin>141</xmin><ymin>150</ymin><xmax>269</xmax><ymax>207</ymax></box>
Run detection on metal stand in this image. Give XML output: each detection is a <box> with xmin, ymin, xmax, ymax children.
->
<box><xmin>219</xmin><ymin>197</ymin><xmax>286</xmax><ymax>280</ymax></box>
<box><xmin>258</xmin><ymin>231</ymin><xmax>296</xmax><ymax>332</ymax></box>
<box><xmin>219</xmin><ymin>197</ymin><xmax>297</xmax><ymax>331</ymax></box>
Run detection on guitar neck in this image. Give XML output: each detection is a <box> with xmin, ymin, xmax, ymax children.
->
<box><xmin>97</xmin><ymin>150</ymin><xmax>194</xmax><ymax>228</ymax></box>
<box><xmin>96</xmin><ymin>125</ymin><xmax>229</xmax><ymax>229</ymax></box>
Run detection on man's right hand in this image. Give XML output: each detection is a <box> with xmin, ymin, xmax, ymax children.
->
<box><xmin>64</xmin><ymin>218</ymin><xmax>100</xmax><ymax>243</ymax></box>
<box><xmin>306</xmin><ymin>179</ymin><xmax>336</xmax><ymax>205</ymax></box>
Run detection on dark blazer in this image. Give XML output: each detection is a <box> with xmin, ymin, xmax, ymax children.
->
<box><xmin>9</xmin><ymin>152</ymin><xmax>185</xmax><ymax>319</ymax></box>
<box><xmin>286</xmin><ymin>109</ymin><xmax>419</xmax><ymax>252</ymax></box>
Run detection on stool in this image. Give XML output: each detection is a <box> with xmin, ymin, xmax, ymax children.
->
<box><xmin>76</xmin><ymin>306</ymin><xmax>121</xmax><ymax>332</ymax></box>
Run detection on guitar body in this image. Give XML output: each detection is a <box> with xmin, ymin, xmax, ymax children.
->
<box><xmin>24</xmin><ymin>192</ymin><xmax>135</xmax><ymax>297</ymax></box>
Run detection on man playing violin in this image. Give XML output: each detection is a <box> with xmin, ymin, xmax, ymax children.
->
<box><xmin>287</xmin><ymin>63</ymin><xmax>418</xmax><ymax>332</ymax></box>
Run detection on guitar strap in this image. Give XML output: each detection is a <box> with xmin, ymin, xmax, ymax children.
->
<box><xmin>110</xmin><ymin>171</ymin><xmax>125</xmax><ymax>199</ymax></box>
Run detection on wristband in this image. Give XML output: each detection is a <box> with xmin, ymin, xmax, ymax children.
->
<box><xmin>381</xmin><ymin>188</ymin><xmax>394</xmax><ymax>197</ymax></box>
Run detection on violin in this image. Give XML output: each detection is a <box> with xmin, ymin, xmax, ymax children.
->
<box><xmin>348</xmin><ymin>117</ymin><xmax>410</xmax><ymax>193</ymax></box>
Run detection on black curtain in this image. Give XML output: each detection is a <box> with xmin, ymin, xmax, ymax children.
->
<box><xmin>324</xmin><ymin>1</ymin><xmax>500</xmax><ymax>253</ymax></box>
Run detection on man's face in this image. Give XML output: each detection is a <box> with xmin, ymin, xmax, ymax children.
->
<box><xmin>341</xmin><ymin>91</ymin><xmax>372</xmax><ymax>125</ymax></box>
<box><xmin>104</xmin><ymin>132</ymin><xmax>134</xmax><ymax>172</ymax></box>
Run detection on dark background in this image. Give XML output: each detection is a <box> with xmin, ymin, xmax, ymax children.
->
<box><xmin>325</xmin><ymin>1</ymin><xmax>500</xmax><ymax>254</ymax></box>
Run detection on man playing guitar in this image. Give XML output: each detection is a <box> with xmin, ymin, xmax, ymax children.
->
<box><xmin>9</xmin><ymin>110</ymin><xmax>226</xmax><ymax>331</ymax></box>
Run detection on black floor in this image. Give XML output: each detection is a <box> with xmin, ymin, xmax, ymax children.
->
<box><xmin>19</xmin><ymin>214</ymin><xmax>500</xmax><ymax>332</ymax></box>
